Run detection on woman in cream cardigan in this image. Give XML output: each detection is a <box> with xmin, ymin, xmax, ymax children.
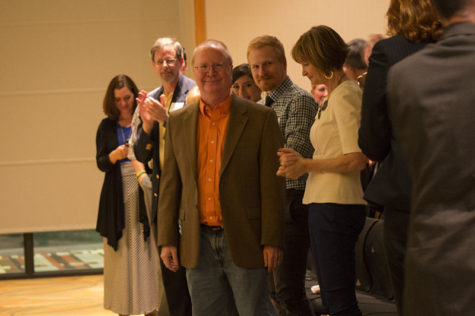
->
<box><xmin>278</xmin><ymin>25</ymin><xmax>368</xmax><ymax>316</ymax></box>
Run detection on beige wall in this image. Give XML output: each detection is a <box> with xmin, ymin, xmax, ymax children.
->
<box><xmin>0</xmin><ymin>0</ymin><xmax>390</xmax><ymax>233</ymax></box>
<box><xmin>0</xmin><ymin>0</ymin><xmax>194</xmax><ymax>233</ymax></box>
<box><xmin>205</xmin><ymin>0</ymin><xmax>390</xmax><ymax>90</ymax></box>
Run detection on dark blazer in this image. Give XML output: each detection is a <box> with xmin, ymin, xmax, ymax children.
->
<box><xmin>95</xmin><ymin>118</ymin><xmax>147</xmax><ymax>250</ymax></box>
<box><xmin>157</xmin><ymin>95</ymin><xmax>285</xmax><ymax>269</ymax></box>
<box><xmin>358</xmin><ymin>35</ymin><xmax>427</xmax><ymax>211</ymax></box>
<box><xmin>388</xmin><ymin>22</ymin><xmax>475</xmax><ymax>316</ymax></box>
<box><xmin>134</xmin><ymin>74</ymin><xmax>196</xmax><ymax>223</ymax></box>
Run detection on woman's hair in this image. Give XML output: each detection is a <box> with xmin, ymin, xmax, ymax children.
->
<box><xmin>292</xmin><ymin>25</ymin><xmax>348</xmax><ymax>75</ymax></box>
<box><xmin>387</xmin><ymin>0</ymin><xmax>442</xmax><ymax>42</ymax></box>
<box><xmin>103</xmin><ymin>74</ymin><xmax>139</xmax><ymax>120</ymax></box>
<box><xmin>232</xmin><ymin>63</ymin><xmax>253</xmax><ymax>84</ymax></box>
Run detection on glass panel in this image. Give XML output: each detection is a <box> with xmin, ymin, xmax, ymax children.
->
<box><xmin>33</xmin><ymin>230</ymin><xmax>103</xmax><ymax>272</ymax></box>
<box><xmin>0</xmin><ymin>233</ymin><xmax>25</xmax><ymax>274</ymax></box>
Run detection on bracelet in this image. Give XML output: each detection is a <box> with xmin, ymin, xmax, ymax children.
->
<box><xmin>136</xmin><ymin>170</ymin><xmax>146</xmax><ymax>179</ymax></box>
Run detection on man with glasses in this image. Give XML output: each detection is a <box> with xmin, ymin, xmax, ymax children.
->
<box><xmin>135</xmin><ymin>37</ymin><xmax>195</xmax><ymax>316</ymax></box>
<box><xmin>157</xmin><ymin>40</ymin><xmax>285</xmax><ymax>316</ymax></box>
<box><xmin>247</xmin><ymin>35</ymin><xmax>317</xmax><ymax>316</ymax></box>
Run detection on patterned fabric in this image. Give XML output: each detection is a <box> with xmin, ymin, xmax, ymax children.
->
<box><xmin>259</xmin><ymin>76</ymin><xmax>318</xmax><ymax>190</ymax></box>
<box><xmin>103</xmin><ymin>162</ymin><xmax>159</xmax><ymax>315</ymax></box>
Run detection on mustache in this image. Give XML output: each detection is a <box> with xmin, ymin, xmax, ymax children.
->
<box><xmin>258</xmin><ymin>75</ymin><xmax>273</xmax><ymax>80</ymax></box>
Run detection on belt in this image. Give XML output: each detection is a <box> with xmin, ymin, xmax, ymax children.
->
<box><xmin>201</xmin><ymin>224</ymin><xmax>223</xmax><ymax>232</ymax></box>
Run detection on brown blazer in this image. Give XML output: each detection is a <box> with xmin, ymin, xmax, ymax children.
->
<box><xmin>157</xmin><ymin>95</ymin><xmax>285</xmax><ymax>269</ymax></box>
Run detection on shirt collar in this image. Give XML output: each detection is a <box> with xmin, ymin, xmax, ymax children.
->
<box><xmin>266</xmin><ymin>76</ymin><xmax>292</xmax><ymax>102</ymax></box>
<box><xmin>199</xmin><ymin>95</ymin><xmax>232</xmax><ymax>119</ymax></box>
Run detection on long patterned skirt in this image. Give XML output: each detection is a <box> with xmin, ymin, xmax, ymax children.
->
<box><xmin>103</xmin><ymin>162</ymin><xmax>159</xmax><ymax>315</ymax></box>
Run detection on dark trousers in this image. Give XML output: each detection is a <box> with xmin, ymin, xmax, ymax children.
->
<box><xmin>268</xmin><ymin>189</ymin><xmax>313</xmax><ymax>316</ymax></box>
<box><xmin>308</xmin><ymin>203</ymin><xmax>365</xmax><ymax>316</ymax></box>
<box><xmin>160</xmin><ymin>254</ymin><xmax>192</xmax><ymax>316</ymax></box>
<box><xmin>383</xmin><ymin>208</ymin><xmax>409</xmax><ymax>315</ymax></box>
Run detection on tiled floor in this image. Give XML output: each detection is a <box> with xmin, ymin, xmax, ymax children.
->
<box><xmin>0</xmin><ymin>274</ymin><xmax>115</xmax><ymax>316</ymax></box>
<box><xmin>0</xmin><ymin>248</ymin><xmax>103</xmax><ymax>274</ymax></box>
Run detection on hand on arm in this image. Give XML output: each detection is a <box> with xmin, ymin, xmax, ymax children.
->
<box><xmin>276</xmin><ymin>148</ymin><xmax>308</xmax><ymax>179</ymax></box>
<box><xmin>277</xmin><ymin>148</ymin><xmax>368</xmax><ymax>178</ymax></box>
<box><xmin>263</xmin><ymin>246</ymin><xmax>283</xmax><ymax>272</ymax></box>
<box><xmin>160</xmin><ymin>246</ymin><xmax>180</xmax><ymax>272</ymax></box>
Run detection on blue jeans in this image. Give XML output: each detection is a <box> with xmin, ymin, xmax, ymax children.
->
<box><xmin>186</xmin><ymin>227</ymin><xmax>276</xmax><ymax>316</ymax></box>
<box><xmin>308</xmin><ymin>203</ymin><xmax>365</xmax><ymax>316</ymax></box>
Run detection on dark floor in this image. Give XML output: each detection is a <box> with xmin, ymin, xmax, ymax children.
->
<box><xmin>305</xmin><ymin>272</ymin><xmax>397</xmax><ymax>316</ymax></box>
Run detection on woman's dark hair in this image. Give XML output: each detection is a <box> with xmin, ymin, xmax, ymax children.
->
<box><xmin>232</xmin><ymin>63</ymin><xmax>253</xmax><ymax>84</ymax></box>
<box><xmin>292</xmin><ymin>25</ymin><xmax>348</xmax><ymax>76</ymax></box>
<box><xmin>103</xmin><ymin>74</ymin><xmax>139</xmax><ymax>120</ymax></box>
<box><xmin>387</xmin><ymin>0</ymin><xmax>442</xmax><ymax>42</ymax></box>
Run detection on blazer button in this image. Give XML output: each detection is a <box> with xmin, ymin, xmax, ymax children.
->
<box><xmin>156</xmin><ymin>174</ymin><xmax>160</xmax><ymax>179</ymax></box>
<box><xmin>154</xmin><ymin>193</ymin><xmax>158</xmax><ymax>197</ymax></box>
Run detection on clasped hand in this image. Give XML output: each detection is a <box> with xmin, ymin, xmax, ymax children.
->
<box><xmin>276</xmin><ymin>148</ymin><xmax>306</xmax><ymax>180</ymax></box>
<box><xmin>137</xmin><ymin>91</ymin><xmax>168</xmax><ymax>132</ymax></box>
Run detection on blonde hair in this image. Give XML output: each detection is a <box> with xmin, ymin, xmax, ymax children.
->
<box><xmin>387</xmin><ymin>0</ymin><xmax>442</xmax><ymax>42</ymax></box>
<box><xmin>247</xmin><ymin>35</ymin><xmax>286</xmax><ymax>64</ymax></box>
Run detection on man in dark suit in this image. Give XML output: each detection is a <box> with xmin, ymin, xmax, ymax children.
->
<box><xmin>357</xmin><ymin>6</ymin><xmax>441</xmax><ymax>311</ymax></box>
<box><xmin>135</xmin><ymin>37</ymin><xmax>195</xmax><ymax>316</ymax></box>
<box><xmin>158</xmin><ymin>39</ymin><xmax>285</xmax><ymax>316</ymax></box>
<box><xmin>387</xmin><ymin>1</ymin><xmax>475</xmax><ymax>314</ymax></box>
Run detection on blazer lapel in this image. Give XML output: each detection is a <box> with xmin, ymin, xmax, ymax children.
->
<box><xmin>220</xmin><ymin>97</ymin><xmax>248</xmax><ymax>176</ymax></box>
<box><xmin>181</xmin><ymin>102</ymin><xmax>199</xmax><ymax>184</ymax></box>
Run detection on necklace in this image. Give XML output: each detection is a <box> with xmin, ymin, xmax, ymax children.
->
<box><xmin>118</xmin><ymin>125</ymin><xmax>131</xmax><ymax>145</ymax></box>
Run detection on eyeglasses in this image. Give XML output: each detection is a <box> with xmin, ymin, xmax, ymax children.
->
<box><xmin>193</xmin><ymin>63</ymin><xmax>226</xmax><ymax>73</ymax></box>
<box><xmin>156</xmin><ymin>59</ymin><xmax>177</xmax><ymax>66</ymax></box>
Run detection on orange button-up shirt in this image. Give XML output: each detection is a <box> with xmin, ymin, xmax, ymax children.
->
<box><xmin>197</xmin><ymin>96</ymin><xmax>231</xmax><ymax>226</ymax></box>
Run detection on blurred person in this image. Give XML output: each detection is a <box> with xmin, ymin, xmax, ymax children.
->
<box><xmin>96</xmin><ymin>74</ymin><xmax>159</xmax><ymax>316</ymax></box>
<box><xmin>248</xmin><ymin>35</ymin><xmax>317</xmax><ymax>316</ymax></box>
<box><xmin>357</xmin><ymin>0</ymin><xmax>441</xmax><ymax>312</ymax></box>
<box><xmin>364</xmin><ymin>33</ymin><xmax>385</xmax><ymax>65</ymax></box>
<box><xmin>158</xmin><ymin>39</ymin><xmax>285</xmax><ymax>316</ymax></box>
<box><xmin>279</xmin><ymin>25</ymin><xmax>369</xmax><ymax>316</ymax></box>
<box><xmin>387</xmin><ymin>0</ymin><xmax>475</xmax><ymax>314</ymax></box>
<box><xmin>134</xmin><ymin>37</ymin><xmax>195</xmax><ymax>316</ymax></box>
<box><xmin>343</xmin><ymin>38</ymin><xmax>369</xmax><ymax>84</ymax></box>
<box><xmin>310</xmin><ymin>83</ymin><xmax>328</xmax><ymax>106</ymax></box>
<box><xmin>231</xmin><ymin>63</ymin><xmax>262</xmax><ymax>102</ymax></box>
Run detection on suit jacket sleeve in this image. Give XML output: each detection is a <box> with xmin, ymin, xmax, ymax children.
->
<box><xmin>259</xmin><ymin>109</ymin><xmax>285</xmax><ymax>247</ymax></box>
<box><xmin>156</xmin><ymin>114</ymin><xmax>182</xmax><ymax>247</ymax></box>
<box><xmin>359</xmin><ymin>42</ymin><xmax>391</xmax><ymax>161</ymax></box>
<box><xmin>134</xmin><ymin>122</ymin><xmax>158</xmax><ymax>165</ymax></box>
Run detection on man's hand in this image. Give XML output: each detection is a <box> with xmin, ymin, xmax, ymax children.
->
<box><xmin>160</xmin><ymin>246</ymin><xmax>180</xmax><ymax>272</ymax></box>
<box><xmin>137</xmin><ymin>90</ymin><xmax>153</xmax><ymax>134</ymax></box>
<box><xmin>263</xmin><ymin>246</ymin><xmax>283</xmax><ymax>272</ymax></box>
<box><xmin>146</xmin><ymin>94</ymin><xmax>169</xmax><ymax>124</ymax></box>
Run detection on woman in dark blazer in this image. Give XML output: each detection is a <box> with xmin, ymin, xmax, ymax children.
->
<box><xmin>96</xmin><ymin>74</ymin><xmax>159</xmax><ymax>316</ymax></box>
<box><xmin>358</xmin><ymin>0</ymin><xmax>441</xmax><ymax>313</ymax></box>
